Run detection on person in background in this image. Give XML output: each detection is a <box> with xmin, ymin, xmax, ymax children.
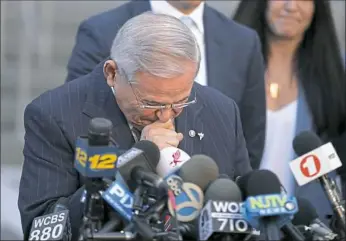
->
<box><xmin>65</xmin><ymin>0</ymin><xmax>266</xmax><ymax>168</ymax></box>
<box><xmin>233</xmin><ymin>0</ymin><xmax>346</xmax><ymax>227</ymax></box>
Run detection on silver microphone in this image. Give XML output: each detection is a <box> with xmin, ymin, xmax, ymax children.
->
<box><xmin>308</xmin><ymin>218</ymin><xmax>338</xmax><ymax>240</ymax></box>
<box><xmin>319</xmin><ymin>175</ymin><xmax>346</xmax><ymax>229</ymax></box>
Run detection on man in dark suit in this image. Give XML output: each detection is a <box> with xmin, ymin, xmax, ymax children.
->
<box><xmin>19</xmin><ymin>13</ymin><xmax>252</xmax><ymax>240</ymax></box>
<box><xmin>66</xmin><ymin>0</ymin><xmax>266</xmax><ymax>168</ymax></box>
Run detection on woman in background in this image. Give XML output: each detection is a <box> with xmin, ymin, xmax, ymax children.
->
<box><xmin>233</xmin><ymin>0</ymin><xmax>345</xmax><ymax>228</ymax></box>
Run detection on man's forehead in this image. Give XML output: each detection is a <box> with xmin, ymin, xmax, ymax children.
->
<box><xmin>135</xmin><ymin>73</ymin><xmax>193</xmax><ymax>90</ymax></box>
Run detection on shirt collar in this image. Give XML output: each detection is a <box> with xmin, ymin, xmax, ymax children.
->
<box><xmin>149</xmin><ymin>0</ymin><xmax>205</xmax><ymax>33</ymax></box>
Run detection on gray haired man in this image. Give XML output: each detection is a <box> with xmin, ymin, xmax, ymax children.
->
<box><xmin>67</xmin><ymin>0</ymin><xmax>266</xmax><ymax>170</ymax></box>
<box><xmin>19</xmin><ymin>13</ymin><xmax>252</xmax><ymax>240</ymax></box>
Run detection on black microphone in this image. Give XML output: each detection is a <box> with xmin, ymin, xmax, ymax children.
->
<box><xmin>28</xmin><ymin>203</ymin><xmax>71</xmax><ymax>241</ymax></box>
<box><xmin>280</xmin><ymin>222</ymin><xmax>306</xmax><ymax>241</ymax></box>
<box><xmin>237</xmin><ymin>170</ymin><xmax>304</xmax><ymax>241</ymax></box>
<box><xmin>199</xmin><ymin>177</ymin><xmax>256</xmax><ymax>241</ymax></box>
<box><xmin>97</xmin><ymin>212</ymin><xmax>123</xmax><ymax>234</ymax></box>
<box><xmin>74</xmin><ymin>118</ymin><xmax>122</xmax><ymax>240</ymax></box>
<box><xmin>53</xmin><ymin>203</ymin><xmax>72</xmax><ymax>241</ymax></box>
<box><xmin>162</xmin><ymin>155</ymin><xmax>220</xmax><ymax>239</ymax></box>
<box><xmin>101</xmin><ymin>141</ymin><xmax>164</xmax><ymax>240</ymax></box>
<box><xmin>292</xmin><ymin>197</ymin><xmax>338</xmax><ymax>240</ymax></box>
<box><xmin>176</xmin><ymin>154</ymin><xmax>220</xmax><ymax>191</ymax></box>
<box><xmin>152</xmin><ymin>155</ymin><xmax>216</xmax><ymax>239</ymax></box>
<box><xmin>292</xmin><ymin>131</ymin><xmax>345</xmax><ymax>231</ymax></box>
<box><xmin>117</xmin><ymin>140</ymin><xmax>167</xmax><ymax>192</ymax></box>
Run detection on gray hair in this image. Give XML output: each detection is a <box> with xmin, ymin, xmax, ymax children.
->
<box><xmin>110</xmin><ymin>11</ymin><xmax>201</xmax><ymax>81</ymax></box>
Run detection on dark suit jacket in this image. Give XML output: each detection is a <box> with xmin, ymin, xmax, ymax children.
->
<box><xmin>65</xmin><ymin>0</ymin><xmax>266</xmax><ymax>169</ymax></box>
<box><xmin>19</xmin><ymin>61</ymin><xmax>252</xmax><ymax>240</ymax></box>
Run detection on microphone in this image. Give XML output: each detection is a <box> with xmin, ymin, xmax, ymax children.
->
<box><xmin>156</xmin><ymin>147</ymin><xmax>190</xmax><ymax>177</ymax></box>
<box><xmin>165</xmin><ymin>155</ymin><xmax>219</xmax><ymax>222</ymax></box>
<box><xmin>156</xmin><ymin>155</ymin><xmax>219</xmax><ymax>240</ymax></box>
<box><xmin>28</xmin><ymin>204</ymin><xmax>71</xmax><ymax>241</ymax></box>
<box><xmin>292</xmin><ymin>197</ymin><xmax>338</xmax><ymax>240</ymax></box>
<box><xmin>199</xmin><ymin>177</ymin><xmax>257</xmax><ymax>241</ymax></box>
<box><xmin>203</xmin><ymin>176</ymin><xmax>242</xmax><ymax>203</ymax></box>
<box><xmin>74</xmin><ymin>118</ymin><xmax>122</xmax><ymax>239</ymax></box>
<box><xmin>116</xmin><ymin>140</ymin><xmax>167</xmax><ymax>192</ymax></box>
<box><xmin>238</xmin><ymin>170</ymin><xmax>301</xmax><ymax>241</ymax></box>
<box><xmin>74</xmin><ymin>118</ymin><xmax>120</xmax><ymax>178</ymax></box>
<box><xmin>290</xmin><ymin>131</ymin><xmax>345</xmax><ymax>229</ymax></box>
<box><xmin>102</xmin><ymin>179</ymin><xmax>134</xmax><ymax>222</ymax></box>
<box><xmin>176</xmin><ymin>154</ymin><xmax>219</xmax><ymax>191</ymax></box>
<box><xmin>102</xmin><ymin>177</ymin><xmax>158</xmax><ymax>240</ymax></box>
<box><xmin>96</xmin><ymin>212</ymin><xmax>123</xmax><ymax>235</ymax></box>
<box><xmin>103</xmin><ymin>141</ymin><xmax>169</xmax><ymax>240</ymax></box>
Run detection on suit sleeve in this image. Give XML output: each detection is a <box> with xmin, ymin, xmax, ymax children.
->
<box><xmin>233</xmin><ymin>101</ymin><xmax>253</xmax><ymax>177</ymax></box>
<box><xmin>65</xmin><ymin>21</ymin><xmax>107</xmax><ymax>82</ymax></box>
<box><xmin>18</xmin><ymin>103</ymin><xmax>84</xmax><ymax>240</ymax></box>
<box><xmin>239</xmin><ymin>32</ymin><xmax>266</xmax><ymax>169</ymax></box>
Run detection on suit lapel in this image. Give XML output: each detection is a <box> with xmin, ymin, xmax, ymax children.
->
<box><xmin>176</xmin><ymin>85</ymin><xmax>205</xmax><ymax>155</ymax></box>
<box><xmin>203</xmin><ymin>6</ymin><xmax>227</xmax><ymax>90</ymax></box>
<box><xmin>82</xmin><ymin>63</ymin><xmax>135</xmax><ymax>150</ymax></box>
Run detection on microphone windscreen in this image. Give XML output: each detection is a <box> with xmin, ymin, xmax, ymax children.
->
<box><xmin>292</xmin><ymin>131</ymin><xmax>323</xmax><ymax>156</ymax></box>
<box><xmin>178</xmin><ymin>154</ymin><xmax>219</xmax><ymax>190</ymax></box>
<box><xmin>156</xmin><ymin>147</ymin><xmax>190</xmax><ymax>177</ymax></box>
<box><xmin>204</xmin><ymin>178</ymin><xmax>242</xmax><ymax>202</ymax></box>
<box><xmin>238</xmin><ymin>170</ymin><xmax>281</xmax><ymax>198</ymax></box>
<box><xmin>292</xmin><ymin>197</ymin><xmax>318</xmax><ymax>226</ymax></box>
<box><xmin>88</xmin><ymin>117</ymin><xmax>113</xmax><ymax>135</ymax></box>
<box><xmin>133</xmin><ymin>140</ymin><xmax>160</xmax><ymax>171</ymax></box>
<box><xmin>218</xmin><ymin>174</ymin><xmax>230</xmax><ymax>179</ymax></box>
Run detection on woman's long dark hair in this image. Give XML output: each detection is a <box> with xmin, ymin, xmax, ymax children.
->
<box><xmin>233</xmin><ymin>0</ymin><xmax>346</xmax><ymax>138</ymax></box>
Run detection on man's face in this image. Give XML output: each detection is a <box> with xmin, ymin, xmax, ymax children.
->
<box><xmin>104</xmin><ymin>60</ymin><xmax>197</xmax><ymax>129</ymax></box>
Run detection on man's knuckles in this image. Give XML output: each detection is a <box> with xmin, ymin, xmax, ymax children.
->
<box><xmin>146</xmin><ymin>127</ymin><xmax>177</xmax><ymax>137</ymax></box>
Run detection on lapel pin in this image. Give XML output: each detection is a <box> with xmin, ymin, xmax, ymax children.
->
<box><xmin>188</xmin><ymin>130</ymin><xmax>196</xmax><ymax>138</ymax></box>
<box><xmin>197</xmin><ymin>132</ymin><xmax>204</xmax><ymax>140</ymax></box>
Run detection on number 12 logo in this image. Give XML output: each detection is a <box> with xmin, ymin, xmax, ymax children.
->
<box><xmin>75</xmin><ymin>147</ymin><xmax>117</xmax><ymax>169</ymax></box>
<box><xmin>300</xmin><ymin>155</ymin><xmax>321</xmax><ymax>177</ymax></box>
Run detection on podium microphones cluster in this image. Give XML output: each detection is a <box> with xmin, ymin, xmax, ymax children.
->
<box><xmin>27</xmin><ymin>117</ymin><xmax>345</xmax><ymax>241</ymax></box>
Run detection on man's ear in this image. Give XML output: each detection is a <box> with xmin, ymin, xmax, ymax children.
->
<box><xmin>103</xmin><ymin>60</ymin><xmax>118</xmax><ymax>87</ymax></box>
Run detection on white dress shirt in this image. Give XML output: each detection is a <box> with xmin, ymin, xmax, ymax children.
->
<box><xmin>150</xmin><ymin>0</ymin><xmax>208</xmax><ymax>86</ymax></box>
<box><xmin>260</xmin><ymin>101</ymin><xmax>298</xmax><ymax>194</ymax></box>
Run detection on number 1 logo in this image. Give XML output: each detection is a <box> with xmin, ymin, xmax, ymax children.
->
<box><xmin>300</xmin><ymin>155</ymin><xmax>321</xmax><ymax>177</ymax></box>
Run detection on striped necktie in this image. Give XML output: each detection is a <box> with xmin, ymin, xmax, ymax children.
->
<box><xmin>131</xmin><ymin>126</ymin><xmax>141</xmax><ymax>142</ymax></box>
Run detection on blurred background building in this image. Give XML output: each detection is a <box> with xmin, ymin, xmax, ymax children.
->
<box><xmin>1</xmin><ymin>1</ymin><xmax>344</xmax><ymax>239</ymax></box>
